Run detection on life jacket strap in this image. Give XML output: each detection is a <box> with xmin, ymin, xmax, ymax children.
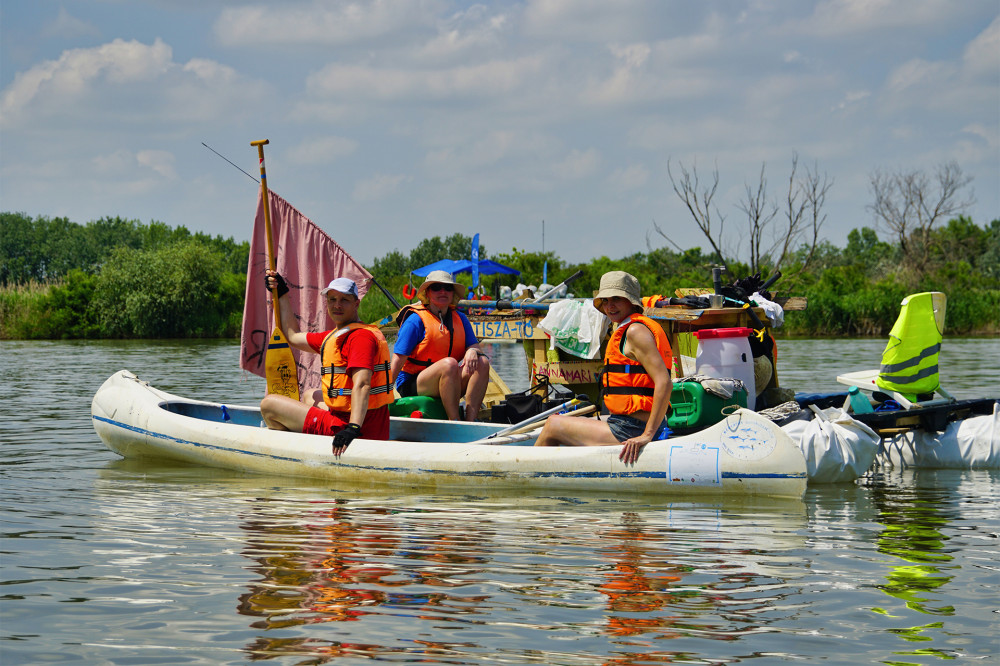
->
<box><xmin>602</xmin><ymin>363</ymin><xmax>649</xmax><ymax>375</ymax></box>
<box><xmin>600</xmin><ymin>386</ymin><xmax>655</xmax><ymax>397</ymax></box>
<box><xmin>323</xmin><ymin>360</ymin><xmax>391</xmax><ymax>376</ymax></box>
<box><xmin>327</xmin><ymin>383</ymin><xmax>393</xmax><ymax>398</ymax></box>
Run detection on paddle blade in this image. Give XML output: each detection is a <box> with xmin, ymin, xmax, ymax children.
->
<box><xmin>265</xmin><ymin>328</ymin><xmax>300</xmax><ymax>400</ymax></box>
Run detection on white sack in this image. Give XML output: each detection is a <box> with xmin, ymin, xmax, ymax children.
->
<box><xmin>782</xmin><ymin>408</ymin><xmax>879</xmax><ymax>483</ymax></box>
<box><xmin>537</xmin><ymin>299</ymin><xmax>609</xmax><ymax>359</ymax></box>
<box><xmin>878</xmin><ymin>402</ymin><xmax>1000</xmax><ymax>469</ymax></box>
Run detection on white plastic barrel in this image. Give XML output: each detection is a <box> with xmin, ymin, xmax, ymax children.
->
<box><xmin>693</xmin><ymin>327</ymin><xmax>756</xmax><ymax>410</ymax></box>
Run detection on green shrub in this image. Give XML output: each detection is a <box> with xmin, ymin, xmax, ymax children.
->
<box><xmin>93</xmin><ymin>241</ymin><xmax>241</xmax><ymax>338</ymax></box>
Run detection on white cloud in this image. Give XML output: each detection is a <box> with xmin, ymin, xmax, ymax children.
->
<box><xmin>832</xmin><ymin>89</ymin><xmax>871</xmax><ymax>111</ymax></box>
<box><xmin>797</xmin><ymin>0</ymin><xmax>958</xmax><ymax>36</ymax></box>
<box><xmin>353</xmin><ymin>173</ymin><xmax>410</xmax><ymax>202</ymax></box>
<box><xmin>1</xmin><ymin>1</ymin><xmax>995</xmax><ymax>265</ymax></box>
<box><xmin>554</xmin><ymin>148</ymin><xmax>600</xmax><ymax>180</ymax></box>
<box><xmin>136</xmin><ymin>150</ymin><xmax>177</xmax><ymax>179</ymax></box>
<box><xmin>963</xmin><ymin>15</ymin><xmax>1000</xmax><ymax>78</ymax></box>
<box><xmin>1</xmin><ymin>38</ymin><xmax>171</xmax><ymax>123</ymax></box>
<box><xmin>215</xmin><ymin>0</ymin><xmax>440</xmax><ymax>46</ymax></box>
<box><xmin>91</xmin><ymin>150</ymin><xmax>135</xmax><ymax>174</ymax></box>
<box><xmin>288</xmin><ymin>136</ymin><xmax>359</xmax><ymax>165</ymax></box>
<box><xmin>42</xmin><ymin>7</ymin><xmax>100</xmax><ymax>39</ymax></box>
<box><xmin>0</xmin><ymin>38</ymin><xmax>267</xmax><ymax>128</ymax></box>
<box><xmin>421</xmin><ymin>131</ymin><xmax>566</xmax><ymax>194</ymax></box>
<box><xmin>523</xmin><ymin>0</ymin><xmax>668</xmax><ymax>41</ymax></box>
<box><xmin>91</xmin><ymin>149</ymin><xmax>175</xmax><ymax>181</ymax></box>
<box><xmin>418</xmin><ymin>5</ymin><xmax>511</xmax><ymax>61</ymax></box>
<box><xmin>306</xmin><ymin>56</ymin><xmax>543</xmax><ymax>101</ymax></box>
<box><xmin>608</xmin><ymin>164</ymin><xmax>649</xmax><ymax>191</ymax></box>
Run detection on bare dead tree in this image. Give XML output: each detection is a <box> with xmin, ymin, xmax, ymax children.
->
<box><xmin>658</xmin><ymin>154</ymin><xmax>831</xmax><ymax>277</ymax></box>
<box><xmin>646</xmin><ymin>223</ymin><xmax>684</xmax><ymax>253</ymax></box>
<box><xmin>868</xmin><ymin>161</ymin><xmax>974</xmax><ymax>271</ymax></box>
<box><xmin>660</xmin><ymin>158</ymin><xmax>727</xmax><ymax>267</ymax></box>
<box><xmin>772</xmin><ymin>153</ymin><xmax>832</xmax><ymax>273</ymax></box>
<box><xmin>736</xmin><ymin>162</ymin><xmax>779</xmax><ymax>274</ymax></box>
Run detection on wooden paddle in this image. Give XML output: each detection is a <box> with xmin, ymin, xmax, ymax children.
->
<box><xmin>251</xmin><ymin>139</ymin><xmax>299</xmax><ymax>400</ymax></box>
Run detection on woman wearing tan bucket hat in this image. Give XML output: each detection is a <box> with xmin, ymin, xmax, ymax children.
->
<box><xmin>389</xmin><ymin>270</ymin><xmax>491</xmax><ymax>421</ymax></box>
<box><xmin>535</xmin><ymin>271</ymin><xmax>673</xmax><ymax>464</ymax></box>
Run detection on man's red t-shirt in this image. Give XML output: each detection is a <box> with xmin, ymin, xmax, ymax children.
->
<box><xmin>303</xmin><ymin>328</ymin><xmax>390</xmax><ymax>440</ymax></box>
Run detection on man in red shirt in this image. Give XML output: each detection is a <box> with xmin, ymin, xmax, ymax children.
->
<box><xmin>260</xmin><ymin>271</ymin><xmax>392</xmax><ymax>455</ymax></box>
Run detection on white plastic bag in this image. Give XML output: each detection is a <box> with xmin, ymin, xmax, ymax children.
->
<box><xmin>782</xmin><ymin>408</ymin><xmax>879</xmax><ymax>483</ymax></box>
<box><xmin>751</xmin><ymin>291</ymin><xmax>784</xmax><ymax>328</ymax></box>
<box><xmin>878</xmin><ymin>402</ymin><xmax>999</xmax><ymax>469</ymax></box>
<box><xmin>537</xmin><ymin>300</ymin><xmax>609</xmax><ymax>359</ymax></box>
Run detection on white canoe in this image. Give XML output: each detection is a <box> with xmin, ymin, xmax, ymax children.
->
<box><xmin>91</xmin><ymin>370</ymin><xmax>808</xmax><ymax>498</ymax></box>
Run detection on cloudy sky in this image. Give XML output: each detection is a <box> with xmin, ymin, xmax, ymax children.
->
<box><xmin>2</xmin><ymin>1</ymin><xmax>997</xmax><ymax>268</ymax></box>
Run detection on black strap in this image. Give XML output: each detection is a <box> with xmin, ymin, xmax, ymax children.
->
<box><xmin>602</xmin><ymin>363</ymin><xmax>649</xmax><ymax>375</ymax></box>
<box><xmin>601</xmin><ymin>386</ymin><xmax>655</xmax><ymax>397</ymax></box>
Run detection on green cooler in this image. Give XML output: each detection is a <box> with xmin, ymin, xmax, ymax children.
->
<box><xmin>388</xmin><ymin>395</ymin><xmax>448</xmax><ymax>420</ymax></box>
<box><xmin>667</xmin><ymin>381</ymin><xmax>747</xmax><ymax>429</ymax></box>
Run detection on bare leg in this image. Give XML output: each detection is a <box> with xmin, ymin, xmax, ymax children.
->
<box><xmin>461</xmin><ymin>357</ymin><xmax>491</xmax><ymax>421</ymax></box>
<box><xmin>415</xmin><ymin>357</ymin><xmax>464</xmax><ymax>420</ymax></box>
<box><xmin>304</xmin><ymin>388</ymin><xmax>325</xmax><ymax>408</ymax></box>
<box><xmin>534</xmin><ymin>414</ymin><xmax>621</xmax><ymax>447</ymax></box>
<box><xmin>260</xmin><ymin>394</ymin><xmax>314</xmax><ymax>432</ymax></box>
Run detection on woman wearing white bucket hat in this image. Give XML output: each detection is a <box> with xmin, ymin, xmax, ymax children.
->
<box><xmin>389</xmin><ymin>270</ymin><xmax>491</xmax><ymax>421</ymax></box>
<box><xmin>535</xmin><ymin>271</ymin><xmax>673</xmax><ymax>464</ymax></box>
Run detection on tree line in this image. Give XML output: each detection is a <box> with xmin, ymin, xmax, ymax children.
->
<box><xmin>2</xmin><ymin>208</ymin><xmax>998</xmax><ymax>340</ymax></box>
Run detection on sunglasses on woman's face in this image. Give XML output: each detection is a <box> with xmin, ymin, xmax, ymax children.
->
<box><xmin>429</xmin><ymin>284</ymin><xmax>453</xmax><ymax>293</ymax></box>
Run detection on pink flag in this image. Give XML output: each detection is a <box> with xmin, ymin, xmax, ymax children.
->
<box><xmin>240</xmin><ymin>190</ymin><xmax>372</xmax><ymax>397</ymax></box>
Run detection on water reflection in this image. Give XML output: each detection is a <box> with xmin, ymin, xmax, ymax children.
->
<box><xmin>867</xmin><ymin>472</ymin><xmax>957</xmax><ymax>617</ymax></box>
<box><xmin>236</xmin><ymin>497</ymin><xmax>498</xmax><ymax>662</ymax></box>
<box><xmin>598</xmin><ymin>513</ymin><xmax>688</xmax><ymax>639</ymax></box>
<box><xmin>230</xmin><ymin>493</ymin><xmax>807</xmax><ymax>663</ymax></box>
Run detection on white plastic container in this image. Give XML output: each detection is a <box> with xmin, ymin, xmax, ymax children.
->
<box><xmin>693</xmin><ymin>327</ymin><xmax>756</xmax><ymax>410</ymax></box>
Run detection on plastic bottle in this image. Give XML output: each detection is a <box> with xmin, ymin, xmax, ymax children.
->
<box><xmin>845</xmin><ymin>385</ymin><xmax>873</xmax><ymax>414</ymax></box>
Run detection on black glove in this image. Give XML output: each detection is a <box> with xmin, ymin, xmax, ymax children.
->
<box><xmin>264</xmin><ymin>272</ymin><xmax>289</xmax><ymax>298</ymax></box>
<box><xmin>332</xmin><ymin>423</ymin><xmax>361</xmax><ymax>454</ymax></box>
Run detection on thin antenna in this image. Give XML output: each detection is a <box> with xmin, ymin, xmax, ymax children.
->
<box><xmin>202</xmin><ymin>142</ymin><xmax>259</xmax><ymax>183</ymax></box>
<box><xmin>542</xmin><ymin>219</ymin><xmax>545</xmax><ymax>255</ymax></box>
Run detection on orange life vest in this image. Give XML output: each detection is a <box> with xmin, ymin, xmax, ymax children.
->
<box><xmin>319</xmin><ymin>323</ymin><xmax>393</xmax><ymax>412</ymax></box>
<box><xmin>399</xmin><ymin>305</ymin><xmax>466</xmax><ymax>375</ymax></box>
<box><xmin>600</xmin><ymin>313</ymin><xmax>673</xmax><ymax>415</ymax></box>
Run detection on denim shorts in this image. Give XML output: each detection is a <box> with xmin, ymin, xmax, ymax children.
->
<box><xmin>606</xmin><ymin>414</ymin><xmax>667</xmax><ymax>443</ymax></box>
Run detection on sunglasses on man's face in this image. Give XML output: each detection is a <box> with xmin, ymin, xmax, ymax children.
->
<box><xmin>429</xmin><ymin>284</ymin><xmax>453</xmax><ymax>293</ymax></box>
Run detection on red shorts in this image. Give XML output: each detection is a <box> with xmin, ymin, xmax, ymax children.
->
<box><xmin>302</xmin><ymin>405</ymin><xmax>391</xmax><ymax>440</ymax></box>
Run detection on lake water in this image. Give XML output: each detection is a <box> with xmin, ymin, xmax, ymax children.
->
<box><xmin>1</xmin><ymin>338</ymin><xmax>998</xmax><ymax>665</ymax></box>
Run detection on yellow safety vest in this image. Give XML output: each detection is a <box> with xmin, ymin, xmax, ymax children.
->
<box><xmin>876</xmin><ymin>292</ymin><xmax>945</xmax><ymax>397</ymax></box>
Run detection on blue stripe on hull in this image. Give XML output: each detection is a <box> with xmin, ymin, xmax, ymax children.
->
<box><xmin>93</xmin><ymin>415</ymin><xmax>806</xmax><ymax>481</ymax></box>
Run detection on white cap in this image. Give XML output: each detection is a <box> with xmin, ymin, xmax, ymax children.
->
<box><xmin>320</xmin><ymin>277</ymin><xmax>359</xmax><ymax>298</ymax></box>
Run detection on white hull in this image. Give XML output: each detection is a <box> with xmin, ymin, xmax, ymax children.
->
<box><xmin>92</xmin><ymin>370</ymin><xmax>808</xmax><ymax>498</ymax></box>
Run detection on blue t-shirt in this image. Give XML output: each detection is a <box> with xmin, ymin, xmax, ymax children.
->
<box><xmin>394</xmin><ymin>309</ymin><xmax>478</xmax><ymax>388</ymax></box>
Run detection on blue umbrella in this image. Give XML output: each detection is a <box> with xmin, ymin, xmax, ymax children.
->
<box><xmin>411</xmin><ymin>258</ymin><xmax>519</xmax><ymax>278</ymax></box>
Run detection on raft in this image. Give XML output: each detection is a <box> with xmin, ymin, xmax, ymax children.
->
<box><xmin>92</xmin><ymin>370</ymin><xmax>808</xmax><ymax>498</ymax></box>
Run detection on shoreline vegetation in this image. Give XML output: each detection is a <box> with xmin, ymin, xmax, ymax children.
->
<box><xmin>2</xmin><ymin>211</ymin><xmax>998</xmax><ymax>340</ymax></box>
